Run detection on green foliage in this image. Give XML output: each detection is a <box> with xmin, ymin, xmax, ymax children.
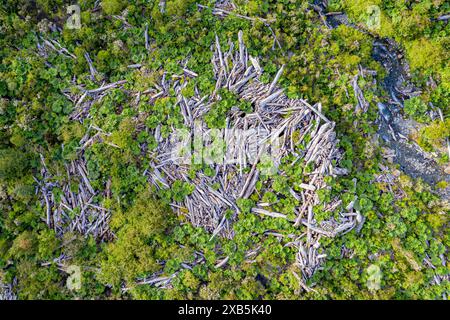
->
<box><xmin>8</xmin><ymin>231</ymin><xmax>37</xmax><ymax>259</ymax></box>
<box><xmin>205</xmin><ymin>89</ymin><xmax>244</xmax><ymax>128</ymax></box>
<box><xmin>406</xmin><ymin>38</ymin><xmax>445</xmax><ymax>73</ymax></box>
<box><xmin>99</xmin><ymin>189</ymin><xmax>175</xmax><ymax>288</ymax></box>
<box><xmin>236</xmin><ymin>198</ymin><xmax>255</xmax><ymax>215</ymax></box>
<box><xmin>101</xmin><ymin>0</ymin><xmax>127</xmax><ymax>15</ymax></box>
<box><xmin>169</xmin><ymin>180</ymin><xmax>195</xmax><ymax>202</ymax></box>
<box><xmin>403</xmin><ymin>96</ymin><xmax>428</xmax><ymax>122</ymax></box>
<box><xmin>420</xmin><ymin>119</ymin><xmax>450</xmax><ymax>145</ymax></box>
<box><xmin>0</xmin><ymin>148</ymin><xmax>32</xmax><ymax>180</ymax></box>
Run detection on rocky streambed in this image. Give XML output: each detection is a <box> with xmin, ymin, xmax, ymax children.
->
<box><xmin>373</xmin><ymin>39</ymin><xmax>449</xmax><ymax>198</ymax></box>
<box><xmin>314</xmin><ymin>0</ymin><xmax>450</xmax><ymax>198</ymax></box>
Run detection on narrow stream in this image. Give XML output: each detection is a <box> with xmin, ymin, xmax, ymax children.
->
<box><xmin>314</xmin><ymin>1</ymin><xmax>449</xmax><ymax>197</ymax></box>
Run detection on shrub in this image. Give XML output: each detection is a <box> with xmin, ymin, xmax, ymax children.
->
<box><xmin>101</xmin><ymin>0</ymin><xmax>127</xmax><ymax>15</ymax></box>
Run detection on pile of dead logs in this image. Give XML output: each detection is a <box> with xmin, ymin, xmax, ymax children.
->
<box><xmin>143</xmin><ymin>31</ymin><xmax>360</xmax><ymax>286</ymax></box>
<box><xmin>0</xmin><ymin>278</ymin><xmax>16</xmax><ymax>301</ymax></box>
<box><xmin>35</xmin><ymin>149</ymin><xmax>111</xmax><ymax>240</ymax></box>
<box><xmin>68</xmin><ymin>80</ymin><xmax>128</xmax><ymax>122</ymax></box>
<box><xmin>352</xmin><ymin>65</ymin><xmax>372</xmax><ymax>113</ymax></box>
<box><xmin>37</xmin><ymin>24</ymin><xmax>360</xmax><ymax>288</ymax></box>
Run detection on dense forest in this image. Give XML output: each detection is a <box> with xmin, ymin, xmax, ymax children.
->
<box><xmin>0</xmin><ymin>0</ymin><xmax>449</xmax><ymax>300</ymax></box>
